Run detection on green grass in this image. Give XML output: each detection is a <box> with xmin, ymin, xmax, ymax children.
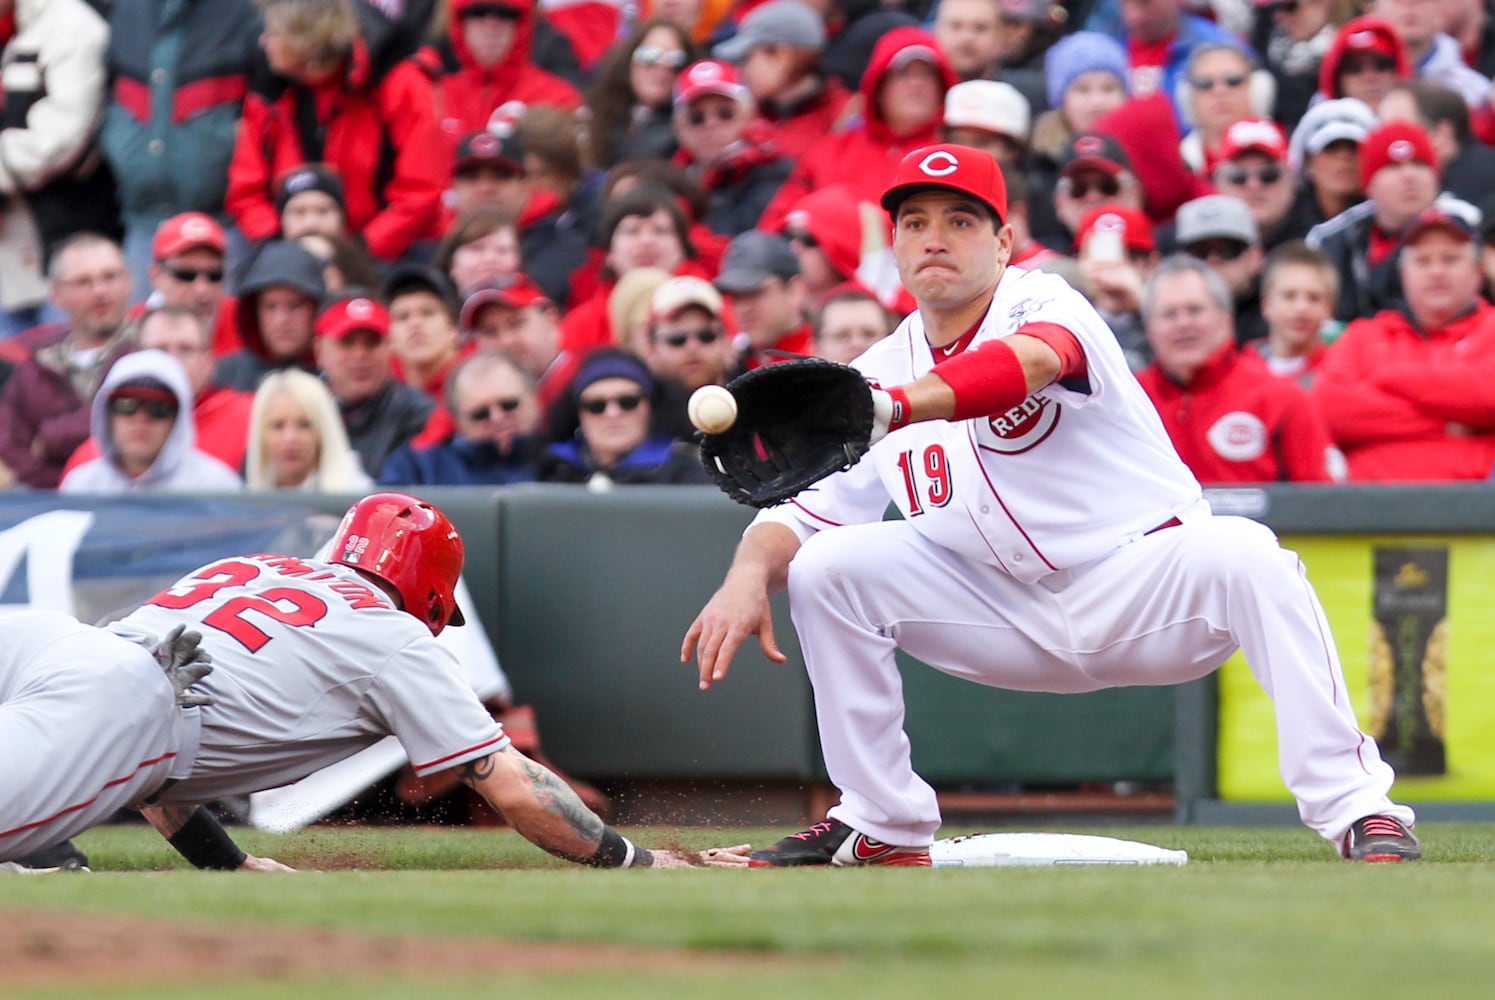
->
<box><xmin>5</xmin><ymin>823</ymin><xmax>1494</xmax><ymax>999</ymax></box>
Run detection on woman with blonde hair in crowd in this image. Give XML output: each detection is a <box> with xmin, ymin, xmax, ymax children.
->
<box><xmin>607</xmin><ymin>266</ymin><xmax>673</xmax><ymax>357</ymax></box>
<box><xmin>245</xmin><ymin>368</ymin><xmax>373</xmax><ymax>491</ymax></box>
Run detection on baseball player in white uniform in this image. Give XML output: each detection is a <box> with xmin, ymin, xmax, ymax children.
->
<box><xmin>1</xmin><ymin>492</ymin><xmax>748</xmax><ymax>871</ymax></box>
<box><xmin>683</xmin><ymin>144</ymin><xmax>1420</xmax><ymax>867</ymax></box>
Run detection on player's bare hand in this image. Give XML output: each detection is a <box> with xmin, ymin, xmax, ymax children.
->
<box><xmin>240</xmin><ymin>854</ymin><xmax>296</xmax><ymax>872</ymax></box>
<box><xmin>682</xmin><ymin>577</ymin><xmax>785</xmax><ymax>691</ymax></box>
<box><xmin>647</xmin><ymin>844</ymin><xmax>752</xmax><ymax>868</ymax></box>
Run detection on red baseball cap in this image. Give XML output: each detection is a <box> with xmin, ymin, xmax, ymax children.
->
<box><xmin>458</xmin><ymin>275</ymin><xmax>550</xmax><ymax>330</ymax></box>
<box><xmin>1073</xmin><ymin>205</ymin><xmax>1156</xmax><ymax>253</ymax></box>
<box><xmin>1218</xmin><ymin>118</ymin><xmax>1289</xmax><ymax>163</ymax></box>
<box><xmin>153</xmin><ymin>212</ymin><xmax>226</xmax><ymax>260</ymax></box>
<box><xmin>674</xmin><ymin>59</ymin><xmax>749</xmax><ymax>107</ymax></box>
<box><xmin>316</xmin><ymin>296</ymin><xmax>389</xmax><ymax>340</ymax></box>
<box><xmin>1359</xmin><ymin>120</ymin><xmax>1439</xmax><ymax>188</ymax></box>
<box><xmin>881</xmin><ymin>143</ymin><xmax>1009</xmax><ymax>224</ymax></box>
<box><xmin>1400</xmin><ymin>207</ymin><xmax>1479</xmax><ymax>247</ymax></box>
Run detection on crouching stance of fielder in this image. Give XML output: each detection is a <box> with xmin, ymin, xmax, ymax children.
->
<box><xmin>1</xmin><ymin>492</ymin><xmax>747</xmax><ymax>871</ymax></box>
<box><xmin>684</xmin><ymin>144</ymin><xmax>1419</xmax><ymax>866</ymax></box>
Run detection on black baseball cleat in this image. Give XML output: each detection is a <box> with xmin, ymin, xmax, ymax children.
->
<box><xmin>749</xmin><ymin>818</ymin><xmax>932</xmax><ymax>868</ymax></box>
<box><xmin>3</xmin><ymin>840</ymin><xmax>91</xmax><ymax>874</ymax></box>
<box><xmin>1343</xmin><ymin>815</ymin><xmax>1421</xmax><ymax>863</ymax></box>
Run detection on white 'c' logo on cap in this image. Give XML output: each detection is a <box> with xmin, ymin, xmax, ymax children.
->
<box><xmin>349</xmin><ymin>298</ymin><xmax>374</xmax><ymax>317</ymax></box>
<box><xmin>919</xmin><ymin>151</ymin><xmax>960</xmax><ymax>177</ymax></box>
<box><xmin>1388</xmin><ymin>139</ymin><xmax>1414</xmax><ymax>161</ymax></box>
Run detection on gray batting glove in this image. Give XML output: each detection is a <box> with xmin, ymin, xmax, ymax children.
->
<box><xmin>151</xmin><ymin>625</ymin><xmax>216</xmax><ymax>707</ymax></box>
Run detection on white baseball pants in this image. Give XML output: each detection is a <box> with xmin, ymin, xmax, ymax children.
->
<box><xmin>0</xmin><ymin>618</ymin><xmax>187</xmax><ymax>860</ymax></box>
<box><xmin>786</xmin><ymin>515</ymin><xmax>1413</xmax><ymax>848</ymax></box>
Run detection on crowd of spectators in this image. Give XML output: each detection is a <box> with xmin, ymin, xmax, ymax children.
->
<box><xmin>4</xmin><ymin>0</ymin><xmax>1495</xmax><ymax>495</ymax></box>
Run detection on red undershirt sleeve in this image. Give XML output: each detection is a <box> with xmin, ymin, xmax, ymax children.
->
<box><xmin>931</xmin><ymin>322</ymin><xmax>1088</xmax><ymax>422</ymax></box>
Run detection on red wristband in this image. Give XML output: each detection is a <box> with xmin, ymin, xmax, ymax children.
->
<box><xmin>885</xmin><ymin>386</ymin><xmax>912</xmax><ymax>432</ymax></box>
<box><xmin>932</xmin><ymin>339</ymin><xmax>1029</xmax><ymax>422</ymax></box>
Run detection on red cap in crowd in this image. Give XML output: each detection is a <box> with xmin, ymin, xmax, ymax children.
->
<box><xmin>881</xmin><ymin>144</ymin><xmax>1008</xmax><ymax>224</ymax></box>
<box><xmin>316</xmin><ymin>296</ymin><xmax>389</xmax><ymax>340</ymax></box>
<box><xmin>153</xmin><ymin>212</ymin><xmax>226</xmax><ymax>261</ymax></box>
<box><xmin>1400</xmin><ymin>207</ymin><xmax>1478</xmax><ymax>247</ymax></box>
<box><xmin>1218</xmin><ymin>119</ymin><xmax>1289</xmax><ymax>163</ymax></box>
<box><xmin>1074</xmin><ymin>205</ymin><xmax>1156</xmax><ymax>254</ymax></box>
<box><xmin>674</xmin><ymin>59</ymin><xmax>750</xmax><ymax>106</ymax></box>
<box><xmin>458</xmin><ymin>275</ymin><xmax>550</xmax><ymax>329</ymax></box>
<box><xmin>1359</xmin><ymin>120</ymin><xmax>1439</xmax><ymax>189</ymax></box>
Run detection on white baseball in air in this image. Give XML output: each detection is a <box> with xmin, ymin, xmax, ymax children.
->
<box><xmin>688</xmin><ymin>385</ymin><xmax>738</xmax><ymax>434</ymax></box>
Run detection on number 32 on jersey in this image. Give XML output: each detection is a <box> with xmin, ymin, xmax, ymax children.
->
<box><xmin>146</xmin><ymin>559</ymin><xmax>329</xmax><ymax>652</ymax></box>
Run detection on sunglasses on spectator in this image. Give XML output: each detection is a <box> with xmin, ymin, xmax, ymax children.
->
<box><xmin>1063</xmin><ymin>175</ymin><xmax>1121</xmax><ymax>199</ymax></box>
<box><xmin>462</xmin><ymin>5</ymin><xmax>521</xmax><ymax>20</ymax></box>
<box><xmin>1218</xmin><ymin>164</ymin><xmax>1284</xmax><ymax>187</ymax></box>
<box><xmin>578</xmin><ymin>393</ymin><xmax>645</xmax><ymax>415</ymax></box>
<box><xmin>109</xmin><ymin>397</ymin><xmax>178</xmax><ymax>420</ymax></box>
<box><xmin>687</xmin><ymin>105</ymin><xmax>737</xmax><ymax>127</ymax></box>
<box><xmin>787</xmin><ymin>230</ymin><xmax>819</xmax><ymax>249</ymax></box>
<box><xmin>660</xmin><ymin>327</ymin><xmax>722</xmax><ymax>348</ymax></box>
<box><xmin>164</xmin><ymin>264</ymin><xmax>225</xmax><ymax>284</ymax></box>
<box><xmin>1186</xmin><ymin>240</ymin><xmax>1251</xmax><ymax>262</ymax></box>
<box><xmin>1340</xmin><ymin>55</ymin><xmax>1396</xmax><ymax>75</ymax></box>
<box><xmin>1190</xmin><ymin>74</ymin><xmax>1247</xmax><ymax>91</ymax></box>
<box><xmin>633</xmin><ymin>46</ymin><xmax>686</xmax><ymax>68</ymax></box>
<box><xmin>1270</xmin><ymin>0</ymin><xmax>1301</xmax><ymax>12</ymax></box>
<box><xmin>465</xmin><ymin>398</ymin><xmax>524</xmax><ymax>422</ymax></box>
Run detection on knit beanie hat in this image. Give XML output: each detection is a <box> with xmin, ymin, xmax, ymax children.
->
<box><xmin>1044</xmin><ymin>31</ymin><xmax>1129</xmax><ymax>112</ymax></box>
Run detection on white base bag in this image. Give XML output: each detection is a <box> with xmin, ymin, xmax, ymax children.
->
<box><xmin>930</xmin><ymin>833</ymin><xmax>1188</xmax><ymax>867</ymax></box>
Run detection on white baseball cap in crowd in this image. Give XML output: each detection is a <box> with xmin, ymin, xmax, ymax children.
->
<box><xmin>1287</xmin><ymin>98</ymin><xmax>1378</xmax><ymax>167</ymax></box>
<box><xmin>651</xmin><ymin>275</ymin><xmax>725</xmax><ymax>321</ymax></box>
<box><xmin>943</xmin><ymin>81</ymin><xmax>1031</xmax><ymax>144</ymax></box>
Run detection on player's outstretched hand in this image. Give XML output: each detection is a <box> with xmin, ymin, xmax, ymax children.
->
<box><xmin>151</xmin><ymin>625</ymin><xmax>215</xmax><ymax>707</ymax></box>
<box><xmin>240</xmin><ymin>854</ymin><xmax>296</xmax><ymax>872</ymax></box>
<box><xmin>648</xmin><ymin>844</ymin><xmax>752</xmax><ymax>868</ymax></box>
<box><xmin>682</xmin><ymin>575</ymin><xmax>785</xmax><ymax>691</ymax></box>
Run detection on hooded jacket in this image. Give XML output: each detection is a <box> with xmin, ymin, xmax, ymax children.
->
<box><xmin>1317</xmin><ymin>17</ymin><xmax>1410</xmax><ymax>101</ymax></box>
<box><xmin>213</xmin><ymin>241</ymin><xmax>327</xmax><ymax>393</ymax></box>
<box><xmin>60</xmin><ymin>349</ymin><xmax>244</xmax><ymax>494</ymax></box>
<box><xmin>225</xmin><ymin>3</ymin><xmax>446</xmax><ymax>259</ymax></box>
<box><xmin>757</xmin><ymin>28</ymin><xmax>957</xmax><ymax>231</ymax></box>
<box><xmin>429</xmin><ymin>0</ymin><xmax>581</xmax><ymax>145</ymax></box>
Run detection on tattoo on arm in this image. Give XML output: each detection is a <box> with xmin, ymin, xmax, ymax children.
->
<box><xmin>518</xmin><ymin>754</ymin><xmax>605</xmax><ymax>856</ymax></box>
<box><xmin>457</xmin><ymin>754</ymin><xmax>495</xmax><ymax>783</ymax></box>
<box><xmin>458</xmin><ymin>748</ymin><xmax>606</xmax><ymax>863</ymax></box>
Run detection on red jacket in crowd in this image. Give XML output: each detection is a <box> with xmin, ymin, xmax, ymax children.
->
<box><xmin>226</xmin><ymin>37</ymin><xmax>447</xmax><ymax>260</ymax></box>
<box><xmin>1138</xmin><ymin>343</ymin><xmax>1340</xmax><ymax>484</ymax></box>
<box><xmin>428</xmin><ymin>0</ymin><xmax>581</xmax><ymax>146</ymax></box>
<box><xmin>757</xmin><ymin>27</ymin><xmax>957</xmax><ymax>231</ymax></box>
<box><xmin>1310</xmin><ymin>301</ymin><xmax>1495</xmax><ymax>481</ymax></box>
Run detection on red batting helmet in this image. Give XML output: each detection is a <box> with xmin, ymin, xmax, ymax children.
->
<box><xmin>329</xmin><ymin>492</ymin><xmax>466</xmax><ymax>636</ymax></box>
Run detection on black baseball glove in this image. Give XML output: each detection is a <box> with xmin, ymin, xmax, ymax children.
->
<box><xmin>699</xmin><ymin>358</ymin><xmax>881</xmax><ymax>508</ymax></box>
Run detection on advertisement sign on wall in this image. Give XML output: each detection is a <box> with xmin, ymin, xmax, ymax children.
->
<box><xmin>1218</xmin><ymin>536</ymin><xmax>1495</xmax><ymax>801</ymax></box>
